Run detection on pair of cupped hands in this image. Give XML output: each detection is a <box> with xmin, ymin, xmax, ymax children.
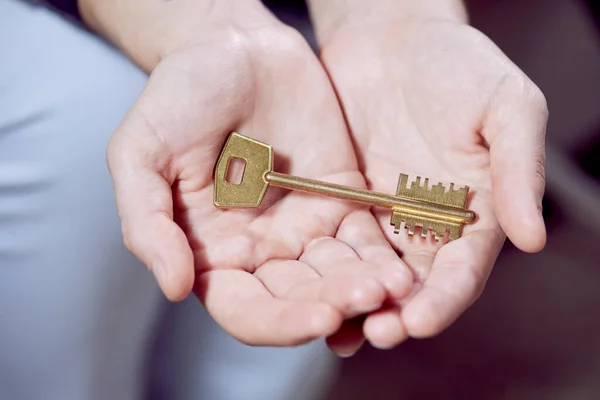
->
<box><xmin>104</xmin><ymin>1</ymin><xmax>548</xmax><ymax>356</ymax></box>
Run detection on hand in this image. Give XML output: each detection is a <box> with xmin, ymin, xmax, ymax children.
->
<box><xmin>315</xmin><ymin>15</ymin><xmax>548</xmax><ymax>349</ymax></box>
<box><xmin>105</xmin><ymin>17</ymin><xmax>413</xmax><ymax>348</ymax></box>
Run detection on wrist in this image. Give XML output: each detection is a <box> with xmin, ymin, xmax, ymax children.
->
<box><xmin>78</xmin><ymin>0</ymin><xmax>276</xmax><ymax>72</ymax></box>
<box><xmin>307</xmin><ymin>0</ymin><xmax>468</xmax><ymax>44</ymax></box>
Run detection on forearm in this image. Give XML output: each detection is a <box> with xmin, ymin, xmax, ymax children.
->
<box><xmin>77</xmin><ymin>0</ymin><xmax>271</xmax><ymax>72</ymax></box>
<box><xmin>307</xmin><ymin>0</ymin><xmax>468</xmax><ymax>43</ymax></box>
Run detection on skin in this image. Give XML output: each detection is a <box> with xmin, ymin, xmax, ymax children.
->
<box><xmin>80</xmin><ymin>0</ymin><xmax>412</xmax><ymax>351</ymax></box>
<box><xmin>79</xmin><ymin>0</ymin><xmax>547</xmax><ymax>355</ymax></box>
<box><xmin>307</xmin><ymin>0</ymin><xmax>548</xmax><ymax>352</ymax></box>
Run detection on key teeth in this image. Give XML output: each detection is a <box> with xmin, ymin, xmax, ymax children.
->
<box><xmin>390</xmin><ymin>211</ymin><xmax>464</xmax><ymax>241</ymax></box>
<box><xmin>448</xmin><ymin>225</ymin><xmax>461</xmax><ymax>241</ymax></box>
<box><xmin>391</xmin><ymin>218</ymin><xmax>403</xmax><ymax>235</ymax></box>
<box><xmin>396</xmin><ymin>173</ymin><xmax>469</xmax><ymax>208</ymax></box>
<box><xmin>406</xmin><ymin>221</ymin><xmax>415</xmax><ymax>236</ymax></box>
<box><xmin>397</xmin><ymin>174</ymin><xmax>409</xmax><ymax>192</ymax></box>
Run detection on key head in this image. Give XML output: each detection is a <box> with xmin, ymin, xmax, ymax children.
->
<box><xmin>214</xmin><ymin>132</ymin><xmax>273</xmax><ymax>208</ymax></box>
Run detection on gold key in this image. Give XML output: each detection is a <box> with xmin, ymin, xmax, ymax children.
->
<box><xmin>214</xmin><ymin>132</ymin><xmax>476</xmax><ymax>240</ymax></box>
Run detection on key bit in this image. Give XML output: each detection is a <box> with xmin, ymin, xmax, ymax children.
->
<box><xmin>391</xmin><ymin>174</ymin><xmax>471</xmax><ymax>240</ymax></box>
<box><xmin>214</xmin><ymin>132</ymin><xmax>476</xmax><ymax>240</ymax></box>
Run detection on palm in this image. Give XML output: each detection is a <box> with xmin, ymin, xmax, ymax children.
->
<box><xmin>337</xmin><ymin>22</ymin><xmax>502</xmax><ymax>265</ymax></box>
<box><xmin>320</xmin><ymin>19</ymin><xmax>547</xmax><ymax>344</ymax></box>
<box><xmin>108</xmin><ymin>28</ymin><xmax>411</xmax><ymax>348</ymax></box>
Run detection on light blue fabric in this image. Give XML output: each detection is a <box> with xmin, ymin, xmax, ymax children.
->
<box><xmin>0</xmin><ymin>1</ymin><xmax>338</xmax><ymax>399</ymax></box>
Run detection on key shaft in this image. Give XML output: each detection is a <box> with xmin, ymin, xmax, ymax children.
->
<box><xmin>265</xmin><ymin>172</ymin><xmax>475</xmax><ymax>224</ymax></box>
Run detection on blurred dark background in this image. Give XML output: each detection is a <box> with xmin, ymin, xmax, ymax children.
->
<box><xmin>265</xmin><ymin>0</ymin><xmax>600</xmax><ymax>398</ymax></box>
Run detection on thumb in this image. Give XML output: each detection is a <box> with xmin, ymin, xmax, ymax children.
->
<box><xmin>484</xmin><ymin>76</ymin><xmax>548</xmax><ymax>253</ymax></box>
<box><xmin>107</xmin><ymin>107</ymin><xmax>194</xmax><ymax>301</ymax></box>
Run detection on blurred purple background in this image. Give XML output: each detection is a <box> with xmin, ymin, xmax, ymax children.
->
<box><xmin>265</xmin><ymin>0</ymin><xmax>600</xmax><ymax>398</ymax></box>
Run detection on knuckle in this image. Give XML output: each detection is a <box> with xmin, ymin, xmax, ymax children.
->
<box><xmin>120</xmin><ymin>220</ymin><xmax>138</xmax><ymax>254</ymax></box>
<box><xmin>256</xmin><ymin>25</ymin><xmax>311</xmax><ymax>59</ymax></box>
<box><xmin>446</xmin><ymin>260</ymin><xmax>488</xmax><ymax>304</ymax></box>
<box><xmin>498</xmin><ymin>74</ymin><xmax>548</xmax><ymax>115</ymax></box>
<box><xmin>445</xmin><ymin>267</ymin><xmax>485</xmax><ymax>306</ymax></box>
<box><xmin>534</xmin><ymin>152</ymin><xmax>547</xmax><ymax>187</ymax></box>
<box><xmin>217</xmin><ymin>23</ymin><xmax>309</xmax><ymax>61</ymax></box>
<box><xmin>105</xmin><ymin>133</ymin><xmax>124</xmax><ymax>174</ymax></box>
<box><xmin>530</xmin><ymin>85</ymin><xmax>548</xmax><ymax>111</ymax></box>
<box><xmin>527</xmin><ymin>84</ymin><xmax>549</xmax><ymax>121</ymax></box>
<box><xmin>273</xmin><ymin>25</ymin><xmax>310</xmax><ymax>52</ymax></box>
<box><xmin>427</xmin><ymin>321</ymin><xmax>448</xmax><ymax>337</ymax></box>
<box><xmin>405</xmin><ymin>298</ymin><xmax>447</xmax><ymax>338</ymax></box>
<box><xmin>462</xmin><ymin>263</ymin><xmax>490</xmax><ymax>303</ymax></box>
<box><xmin>498</xmin><ymin>73</ymin><xmax>529</xmax><ymax>95</ymax></box>
<box><xmin>463</xmin><ymin>268</ymin><xmax>487</xmax><ymax>302</ymax></box>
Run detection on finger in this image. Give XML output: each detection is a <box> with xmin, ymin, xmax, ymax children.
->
<box><xmin>107</xmin><ymin>108</ymin><xmax>194</xmax><ymax>301</ymax></box>
<box><xmin>336</xmin><ymin>210</ymin><xmax>414</xmax><ymax>298</ymax></box>
<box><xmin>195</xmin><ymin>269</ymin><xmax>343</xmax><ymax>346</ymax></box>
<box><xmin>302</xmin><ymin>232</ymin><xmax>410</xmax><ymax>298</ymax></box>
<box><xmin>326</xmin><ymin>317</ymin><xmax>366</xmax><ymax>357</ymax></box>
<box><xmin>399</xmin><ymin>230</ymin><xmax>444</xmax><ymax>283</ymax></box>
<box><xmin>363</xmin><ymin>305</ymin><xmax>408</xmax><ymax>349</ymax></box>
<box><xmin>256</xmin><ymin>260</ymin><xmax>384</xmax><ymax>317</ymax></box>
<box><xmin>483</xmin><ymin>75</ymin><xmax>548</xmax><ymax>252</ymax></box>
<box><xmin>299</xmin><ymin>238</ymin><xmax>388</xmax><ymax>313</ymax></box>
<box><xmin>401</xmin><ymin>228</ymin><xmax>504</xmax><ymax>338</ymax></box>
<box><xmin>254</xmin><ymin>260</ymin><xmax>321</xmax><ymax>294</ymax></box>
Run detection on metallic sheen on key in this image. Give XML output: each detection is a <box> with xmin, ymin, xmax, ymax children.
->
<box><xmin>214</xmin><ymin>132</ymin><xmax>476</xmax><ymax>241</ymax></box>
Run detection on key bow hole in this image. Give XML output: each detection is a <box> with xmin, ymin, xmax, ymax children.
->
<box><xmin>225</xmin><ymin>157</ymin><xmax>246</xmax><ymax>185</ymax></box>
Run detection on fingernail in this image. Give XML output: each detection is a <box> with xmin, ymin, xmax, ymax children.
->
<box><xmin>337</xmin><ymin>351</ymin><xmax>357</xmax><ymax>358</ymax></box>
<box><xmin>370</xmin><ymin>341</ymin><xmax>397</xmax><ymax>350</ymax></box>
